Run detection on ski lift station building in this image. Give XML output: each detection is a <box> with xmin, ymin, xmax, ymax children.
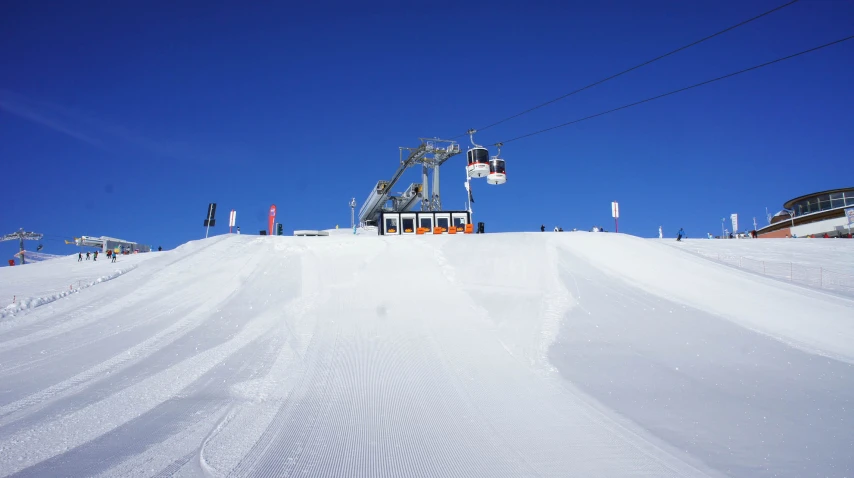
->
<box><xmin>72</xmin><ymin>235</ymin><xmax>151</xmax><ymax>253</ymax></box>
<box><xmin>376</xmin><ymin>211</ymin><xmax>474</xmax><ymax>236</ymax></box>
<box><xmin>757</xmin><ymin>187</ymin><xmax>854</xmax><ymax>238</ymax></box>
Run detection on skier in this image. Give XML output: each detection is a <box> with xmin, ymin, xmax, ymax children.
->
<box><xmin>86</xmin><ymin>251</ymin><xmax>91</xmax><ymax>260</ymax></box>
<box><xmin>158</xmin><ymin>246</ymin><xmax>162</xmax><ymax>251</ymax></box>
<box><xmin>78</xmin><ymin>252</ymin><xmax>83</xmax><ymax>262</ymax></box>
<box><xmin>93</xmin><ymin>250</ymin><xmax>98</xmax><ymax>261</ymax></box>
<box><xmin>676</xmin><ymin>228</ymin><xmax>685</xmax><ymax>241</ymax></box>
<box><xmin>540</xmin><ymin>225</ymin><xmax>545</xmax><ymax>232</ymax></box>
<box><xmin>111</xmin><ymin>251</ymin><xmax>117</xmax><ymax>263</ymax></box>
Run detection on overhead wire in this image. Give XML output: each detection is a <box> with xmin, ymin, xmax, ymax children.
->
<box><xmin>493</xmin><ymin>34</ymin><xmax>854</xmax><ymax>145</ymax></box>
<box><xmin>451</xmin><ymin>0</ymin><xmax>801</xmax><ymax>139</ymax></box>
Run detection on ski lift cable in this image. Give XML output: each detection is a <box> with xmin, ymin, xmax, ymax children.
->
<box><xmin>449</xmin><ymin>0</ymin><xmax>801</xmax><ymax>140</ymax></box>
<box><xmin>492</xmin><ymin>34</ymin><xmax>854</xmax><ymax>145</ymax></box>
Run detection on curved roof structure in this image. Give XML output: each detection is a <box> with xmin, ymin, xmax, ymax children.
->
<box><xmin>783</xmin><ymin>187</ymin><xmax>854</xmax><ymax>210</ymax></box>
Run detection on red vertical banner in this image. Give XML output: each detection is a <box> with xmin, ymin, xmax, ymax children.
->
<box><xmin>268</xmin><ymin>204</ymin><xmax>277</xmax><ymax>236</ymax></box>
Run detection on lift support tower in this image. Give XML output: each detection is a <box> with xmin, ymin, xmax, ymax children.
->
<box><xmin>1</xmin><ymin>228</ymin><xmax>44</xmax><ymax>265</ymax></box>
<box><xmin>358</xmin><ymin>138</ymin><xmax>462</xmax><ymax>226</ymax></box>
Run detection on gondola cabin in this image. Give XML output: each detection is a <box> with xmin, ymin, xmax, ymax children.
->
<box><xmin>466</xmin><ymin>146</ymin><xmax>490</xmax><ymax>178</ymax></box>
<box><xmin>487</xmin><ymin>157</ymin><xmax>506</xmax><ymax>185</ymax></box>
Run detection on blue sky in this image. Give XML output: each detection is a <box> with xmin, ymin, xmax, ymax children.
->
<box><xmin>2</xmin><ymin>0</ymin><xmax>853</xmax><ymax>259</ymax></box>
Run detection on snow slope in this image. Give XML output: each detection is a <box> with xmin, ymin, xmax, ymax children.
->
<box><xmin>662</xmin><ymin>237</ymin><xmax>854</xmax><ymax>272</ymax></box>
<box><xmin>0</xmin><ymin>232</ymin><xmax>852</xmax><ymax>477</ymax></box>
<box><xmin>1</xmin><ymin>252</ymin><xmax>158</xmax><ymax>319</ymax></box>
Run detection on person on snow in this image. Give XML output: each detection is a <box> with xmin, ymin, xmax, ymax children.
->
<box><xmin>78</xmin><ymin>252</ymin><xmax>83</xmax><ymax>262</ymax></box>
<box><xmin>93</xmin><ymin>250</ymin><xmax>98</xmax><ymax>261</ymax></box>
<box><xmin>676</xmin><ymin>228</ymin><xmax>685</xmax><ymax>241</ymax></box>
<box><xmin>86</xmin><ymin>251</ymin><xmax>91</xmax><ymax>260</ymax></box>
<box><xmin>111</xmin><ymin>251</ymin><xmax>117</xmax><ymax>263</ymax></box>
<box><xmin>541</xmin><ymin>224</ymin><xmax>545</xmax><ymax>232</ymax></box>
<box><xmin>554</xmin><ymin>226</ymin><xmax>559</xmax><ymax>232</ymax></box>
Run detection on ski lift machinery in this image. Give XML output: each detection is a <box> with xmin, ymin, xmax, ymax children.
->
<box><xmin>356</xmin><ymin>133</ymin><xmax>505</xmax><ymax>234</ymax></box>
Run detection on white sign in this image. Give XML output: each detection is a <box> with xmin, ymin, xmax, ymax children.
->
<box><xmin>731</xmin><ymin>213</ymin><xmax>739</xmax><ymax>233</ymax></box>
<box><xmin>611</xmin><ymin>201</ymin><xmax>619</xmax><ymax>218</ymax></box>
<box><xmin>229</xmin><ymin>210</ymin><xmax>237</xmax><ymax>227</ymax></box>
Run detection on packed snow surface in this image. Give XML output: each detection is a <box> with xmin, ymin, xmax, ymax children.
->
<box><xmin>0</xmin><ymin>232</ymin><xmax>852</xmax><ymax>477</ymax></box>
<box><xmin>664</xmin><ymin>237</ymin><xmax>854</xmax><ymax>272</ymax></box>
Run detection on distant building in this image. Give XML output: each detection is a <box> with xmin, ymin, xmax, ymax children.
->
<box><xmin>757</xmin><ymin>188</ymin><xmax>854</xmax><ymax>238</ymax></box>
<box><xmin>70</xmin><ymin>235</ymin><xmax>152</xmax><ymax>253</ymax></box>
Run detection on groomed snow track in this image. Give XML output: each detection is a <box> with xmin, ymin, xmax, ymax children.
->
<box><xmin>0</xmin><ymin>233</ymin><xmax>852</xmax><ymax>477</ymax></box>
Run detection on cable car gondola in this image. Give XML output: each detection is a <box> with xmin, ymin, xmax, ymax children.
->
<box><xmin>466</xmin><ymin>129</ymin><xmax>490</xmax><ymax>178</ymax></box>
<box><xmin>487</xmin><ymin>142</ymin><xmax>506</xmax><ymax>185</ymax></box>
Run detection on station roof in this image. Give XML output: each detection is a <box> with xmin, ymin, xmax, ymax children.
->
<box><xmin>783</xmin><ymin>187</ymin><xmax>854</xmax><ymax>209</ymax></box>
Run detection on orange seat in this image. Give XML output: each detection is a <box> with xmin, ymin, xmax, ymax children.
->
<box><xmin>433</xmin><ymin>226</ymin><xmax>443</xmax><ymax>234</ymax></box>
<box><xmin>416</xmin><ymin>228</ymin><xmax>425</xmax><ymax>235</ymax></box>
<box><xmin>404</xmin><ymin>228</ymin><xmax>413</xmax><ymax>233</ymax></box>
<box><xmin>448</xmin><ymin>227</ymin><xmax>457</xmax><ymax>234</ymax></box>
<box><xmin>464</xmin><ymin>223</ymin><xmax>474</xmax><ymax>234</ymax></box>
<box><xmin>388</xmin><ymin>228</ymin><xmax>396</xmax><ymax>233</ymax></box>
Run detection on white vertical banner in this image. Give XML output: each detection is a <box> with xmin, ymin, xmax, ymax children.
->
<box><xmin>731</xmin><ymin>213</ymin><xmax>739</xmax><ymax>233</ymax></box>
<box><xmin>611</xmin><ymin>201</ymin><xmax>619</xmax><ymax>218</ymax></box>
<box><xmin>229</xmin><ymin>210</ymin><xmax>237</xmax><ymax>227</ymax></box>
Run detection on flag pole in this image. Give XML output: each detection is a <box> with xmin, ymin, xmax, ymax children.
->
<box><xmin>205</xmin><ymin>207</ymin><xmax>212</xmax><ymax>239</ymax></box>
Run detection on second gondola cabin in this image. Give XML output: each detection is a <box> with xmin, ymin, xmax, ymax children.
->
<box><xmin>487</xmin><ymin>157</ymin><xmax>506</xmax><ymax>185</ymax></box>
